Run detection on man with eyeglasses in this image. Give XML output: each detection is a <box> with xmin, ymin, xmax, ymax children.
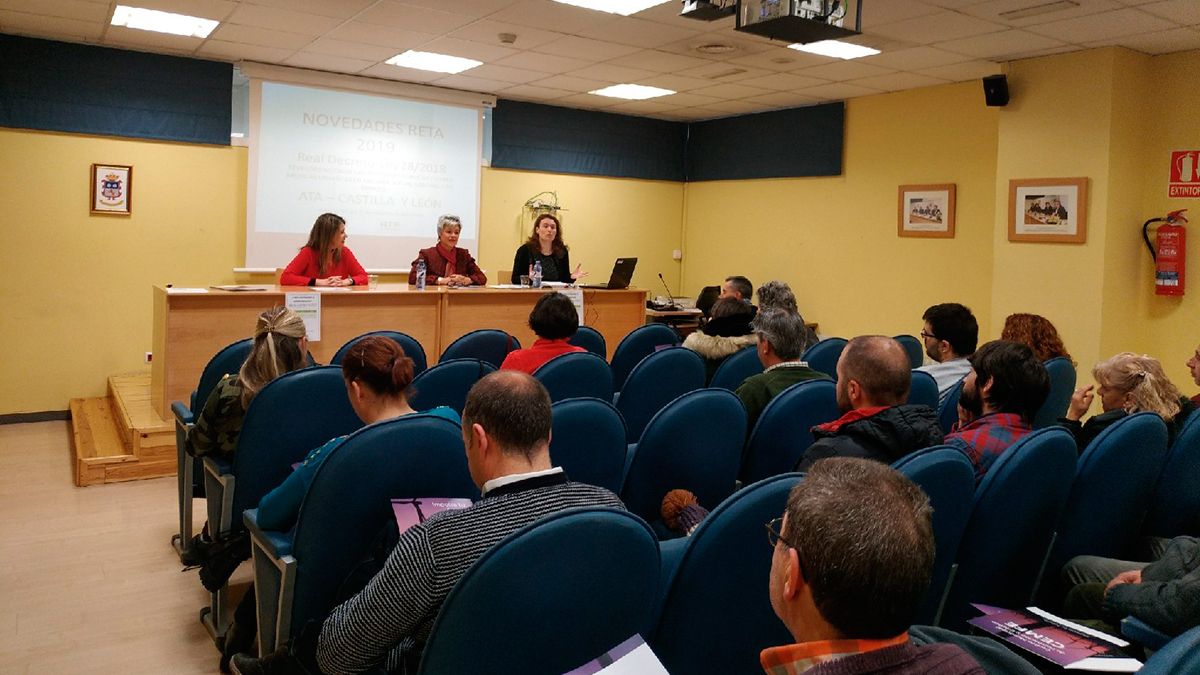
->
<box><xmin>762</xmin><ymin>458</ymin><xmax>984</xmax><ymax>674</ymax></box>
<box><xmin>915</xmin><ymin>303</ymin><xmax>978</xmax><ymax>406</ymax></box>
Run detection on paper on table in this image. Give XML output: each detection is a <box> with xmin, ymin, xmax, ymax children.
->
<box><xmin>166</xmin><ymin>287</ymin><xmax>209</xmax><ymax>294</ymax></box>
<box><xmin>285</xmin><ymin>292</ymin><xmax>321</xmax><ymax>341</ymax></box>
<box><xmin>314</xmin><ymin>286</ymin><xmax>351</xmax><ymax>292</ymax></box>
<box><xmin>210</xmin><ymin>284</ymin><xmax>271</xmax><ymax>292</ymax></box>
<box><xmin>488</xmin><ymin>284</ymin><xmax>525</xmax><ymax>289</ymax></box>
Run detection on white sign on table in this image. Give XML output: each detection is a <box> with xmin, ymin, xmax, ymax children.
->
<box><xmin>285</xmin><ymin>292</ymin><xmax>321</xmax><ymax>342</ymax></box>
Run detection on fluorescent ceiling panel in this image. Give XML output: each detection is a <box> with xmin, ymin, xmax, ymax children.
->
<box><xmin>589</xmin><ymin>83</ymin><xmax>676</xmax><ymax>99</ymax></box>
<box><xmin>110</xmin><ymin>5</ymin><xmax>219</xmax><ymax>38</ymax></box>
<box><xmin>789</xmin><ymin>40</ymin><xmax>880</xmax><ymax>60</ymax></box>
<box><xmin>386</xmin><ymin>50</ymin><xmax>483</xmax><ymax>74</ymax></box>
<box><xmin>552</xmin><ymin>0</ymin><xmax>673</xmax><ymax>17</ymax></box>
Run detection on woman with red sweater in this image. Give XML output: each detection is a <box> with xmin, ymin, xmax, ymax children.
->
<box><xmin>280</xmin><ymin>213</ymin><xmax>368</xmax><ymax>287</ymax></box>
<box><xmin>408</xmin><ymin>214</ymin><xmax>487</xmax><ymax>287</ymax></box>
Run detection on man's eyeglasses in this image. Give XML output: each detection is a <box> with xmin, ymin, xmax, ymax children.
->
<box><xmin>920</xmin><ymin>330</ymin><xmax>939</xmax><ymax>341</ymax></box>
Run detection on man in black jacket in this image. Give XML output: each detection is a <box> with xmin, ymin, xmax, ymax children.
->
<box><xmin>795</xmin><ymin>336</ymin><xmax>943</xmax><ymax>472</ymax></box>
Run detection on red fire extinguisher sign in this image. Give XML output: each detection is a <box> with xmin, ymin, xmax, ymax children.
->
<box><xmin>1170</xmin><ymin>150</ymin><xmax>1200</xmax><ymax>198</ymax></box>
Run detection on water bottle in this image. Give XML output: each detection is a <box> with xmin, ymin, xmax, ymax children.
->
<box><xmin>531</xmin><ymin>259</ymin><xmax>543</xmax><ymax>289</ymax></box>
<box><xmin>415</xmin><ymin>259</ymin><xmax>427</xmax><ymax>290</ymax></box>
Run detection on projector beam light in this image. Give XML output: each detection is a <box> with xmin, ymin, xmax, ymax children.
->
<box><xmin>552</xmin><ymin>0</ymin><xmax>672</xmax><ymax>16</ymax></box>
<box><xmin>788</xmin><ymin>40</ymin><xmax>879</xmax><ymax>60</ymax></box>
<box><xmin>110</xmin><ymin>5</ymin><xmax>219</xmax><ymax>38</ymax></box>
<box><xmin>386</xmin><ymin>50</ymin><xmax>482</xmax><ymax>74</ymax></box>
<box><xmin>589</xmin><ymin>84</ymin><xmax>676</xmax><ymax>100</ymax></box>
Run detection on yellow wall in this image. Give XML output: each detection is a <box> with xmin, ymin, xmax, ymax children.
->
<box><xmin>681</xmin><ymin>80</ymin><xmax>999</xmax><ymax>340</ymax></box>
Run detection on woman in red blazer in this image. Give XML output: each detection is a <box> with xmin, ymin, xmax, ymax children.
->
<box><xmin>280</xmin><ymin>213</ymin><xmax>368</xmax><ymax>287</ymax></box>
<box><xmin>408</xmin><ymin>214</ymin><xmax>487</xmax><ymax>287</ymax></box>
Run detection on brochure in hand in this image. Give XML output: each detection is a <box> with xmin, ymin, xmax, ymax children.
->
<box><xmin>391</xmin><ymin>497</ymin><xmax>472</xmax><ymax>534</ymax></box>
<box><xmin>968</xmin><ymin>604</ymin><xmax>1141</xmax><ymax>672</ymax></box>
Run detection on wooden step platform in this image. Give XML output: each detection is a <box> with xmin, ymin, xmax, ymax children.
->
<box><xmin>71</xmin><ymin>374</ymin><xmax>176</xmax><ymax>486</ymax></box>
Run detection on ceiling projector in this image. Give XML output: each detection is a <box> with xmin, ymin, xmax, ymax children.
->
<box><xmin>682</xmin><ymin>0</ymin><xmax>862</xmax><ymax>45</ymax></box>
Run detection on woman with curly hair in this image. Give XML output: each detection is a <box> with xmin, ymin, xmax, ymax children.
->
<box><xmin>1000</xmin><ymin>313</ymin><xmax>1071</xmax><ymax>363</ymax></box>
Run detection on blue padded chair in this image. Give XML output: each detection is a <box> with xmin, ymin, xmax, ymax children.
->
<box><xmin>1145</xmin><ymin>411</ymin><xmax>1200</xmax><ymax>539</ymax></box>
<box><xmin>417</xmin><ymin>508</ymin><xmax>659</xmax><ymax>675</ymax></box>
<box><xmin>1121</xmin><ymin>616</ymin><xmax>1171</xmax><ymax>652</ymax></box>
<box><xmin>708</xmin><ymin>345</ymin><xmax>764</xmax><ymax>391</ymax></box>
<box><xmin>568</xmin><ymin>325</ymin><xmax>607</xmax><ymax>358</ymax></box>
<box><xmin>610</xmin><ymin>323</ymin><xmax>680</xmax><ymax>392</ymax></box>
<box><xmin>245</xmin><ymin>414</ymin><xmax>478</xmax><ymax>656</ymax></box>
<box><xmin>1034</xmin><ymin>357</ymin><xmax>1076</xmax><ymax>429</ymax></box>
<box><xmin>170</xmin><ymin>338</ymin><xmax>253</xmax><ymax>561</ymax></box>
<box><xmin>741</xmin><ymin>379</ymin><xmax>839</xmax><ymax>483</ymax></box>
<box><xmin>330</xmin><ymin>330</ymin><xmax>427</xmax><ymax>375</ymax></box>
<box><xmin>439</xmin><ymin>329</ymin><xmax>520</xmax><ymax>368</ymax></box>
<box><xmin>534</xmin><ymin>351</ymin><xmax>613</xmax><ymax>403</ymax></box>
<box><xmin>895</xmin><ymin>334</ymin><xmax>924</xmax><ymax>369</ymax></box>
<box><xmin>621</xmin><ymin>388</ymin><xmax>746</xmax><ymax>525</ymax></box>
<box><xmin>615</xmin><ymin>347</ymin><xmax>705</xmax><ymax>443</ymax></box>
<box><xmin>940</xmin><ymin>427</ymin><xmax>1077</xmax><ymax>631</ymax></box>
<box><xmin>1140</xmin><ymin>624</ymin><xmax>1200</xmax><ymax>673</ymax></box>
<box><xmin>550</xmin><ymin>398</ymin><xmax>627</xmax><ymax>493</ymax></box>
<box><xmin>908</xmin><ymin>370</ymin><xmax>939</xmax><ymax>410</ymax></box>
<box><xmin>409</xmin><ymin>358</ymin><xmax>496</xmax><ymax>414</ymax></box>
<box><xmin>892</xmin><ymin>447</ymin><xmax>976</xmax><ymax>626</ymax></box>
<box><xmin>200</xmin><ymin>366</ymin><xmax>363</xmax><ymax>641</ymax></box>
<box><xmin>1042</xmin><ymin>412</ymin><xmax>1170</xmax><ymax>597</ymax></box>
<box><xmin>937</xmin><ymin>379</ymin><xmax>964</xmax><ymax>435</ymax></box>
<box><xmin>801</xmin><ymin>337</ymin><xmax>847</xmax><ymax>380</ymax></box>
<box><xmin>652</xmin><ymin>474</ymin><xmax>800</xmax><ymax>674</ymax></box>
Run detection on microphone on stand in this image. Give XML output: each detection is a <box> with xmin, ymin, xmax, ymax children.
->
<box><xmin>656</xmin><ymin>273</ymin><xmax>680</xmax><ymax>310</ymax></box>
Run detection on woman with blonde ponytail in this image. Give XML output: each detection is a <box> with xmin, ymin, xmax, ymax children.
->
<box><xmin>1060</xmin><ymin>352</ymin><xmax>1197</xmax><ymax>452</ymax></box>
<box><xmin>188</xmin><ymin>306</ymin><xmax>309</xmax><ymax>461</ymax></box>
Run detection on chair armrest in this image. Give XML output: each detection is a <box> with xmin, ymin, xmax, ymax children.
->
<box><xmin>1121</xmin><ymin>616</ymin><xmax>1171</xmax><ymax>650</ymax></box>
<box><xmin>204</xmin><ymin>455</ymin><xmax>233</xmax><ymax>478</ymax></box>
<box><xmin>171</xmin><ymin>400</ymin><xmax>194</xmax><ymax>426</ymax></box>
<box><xmin>244</xmin><ymin>508</ymin><xmax>294</xmax><ymax>559</ymax></box>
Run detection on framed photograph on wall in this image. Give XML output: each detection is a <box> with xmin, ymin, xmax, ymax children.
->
<box><xmin>91</xmin><ymin>163</ymin><xmax>132</xmax><ymax>215</ymax></box>
<box><xmin>1008</xmin><ymin>177</ymin><xmax>1087</xmax><ymax>243</ymax></box>
<box><xmin>898</xmin><ymin>184</ymin><xmax>956</xmax><ymax>238</ymax></box>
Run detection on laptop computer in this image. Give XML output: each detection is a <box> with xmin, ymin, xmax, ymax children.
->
<box><xmin>580</xmin><ymin>257</ymin><xmax>638</xmax><ymax>290</ymax></box>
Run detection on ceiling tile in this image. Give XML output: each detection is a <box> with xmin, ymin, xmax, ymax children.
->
<box><xmin>196</xmin><ymin>39</ymin><xmax>295</xmax><ymax>62</ymax></box>
<box><xmin>430</xmin><ymin>73</ymin><xmax>513</xmax><ymax>93</ymax></box>
<box><xmin>495</xmin><ymin>83</ymin><xmax>577</xmax><ymax>101</ymax></box>
<box><xmin>796</xmin><ymin>81</ymin><xmax>886</xmax><ymax>100</ymax></box>
<box><xmin>1086</xmin><ymin>26</ymin><xmax>1200</xmax><ymax>54</ymax></box>
<box><xmin>355</xmin><ymin>2</ymin><xmax>477</xmax><ymax>33</ymax></box>
<box><xmin>302</xmin><ymin>37</ymin><xmax>398</xmax><ymax>61</ymax></box>
<box><xmin>1140</xmin><ymin>0</ymin><xmax>1200</xmax><ymax>25</ymax></box>
<box><xmin>210</xmin><ymin>23</ymin><xmax>314</xmax><ymax>50</ymax></box>
<box><xmin>463</xmin><ymin>63</ymin><xmax>551</xmax><ymax>84</ymax></box>
<box><xmin>859</xmin><ymin>45</ymin><xmax>971</xmax><ymax>70</ymax></box>
<box><xmin>392</xmin><ymin>0</ymin><xmax>517</xmax><ymax>17</ymax></box>
<box><xmin>636</xmin><ymin>1</ymin><xmax>733</xmax><ymax>31</ymax></box>
<box><xmin>554</xmin><ymin>92</ymin><xmax>623</xmax><ymax>110</ymax></box>
<box><xmin>104</xmin><ymin>25</ymin><xmax>204</xmax><ymax>52</ymax></box>
<box><xmin>0</xmin><ymin>10</ymin><xmax>103</xmax><ymax>41</ymax></box>
<box><xmin>860</xmin><ymin>0</ymin><xmax>942</xmax><ymax>26</ymax></box>
<box><xmin>636</xmin><ymin>72</ymin><xmax>725</xmax><ymax>92</ymax></box>
<box><xmin>132</xmin><ymin>0</ymin><xmax>237</xmax><ymax>20</ymax></box>
<box><xmin>606</xmin><ymin>49</ymin><xmax>717</xmax><ymax>73</ymax></box>
<box><xmin>655</xmin><ymin>33</ymin><xmax>777</xmax><ymax>60</ymax></box>
<box><xmin>934</xmin><ymin>29</ymin><xmax>1068</xmax><ymax>60</ymax></box>
<box><xmin>416</xmin><ymin>36</ymin><xmax>521</xmax><ymax>62</ymax></box>
<box><xmin>848</xmin><ymin>71</ymin><xmax>951</xmax><ymax>91</ymax></box>
<box><xmin>487</xmin><ymin>0</ymin><xmax>621</xmax><ymax>36</ymax></box>
<box><xmin>724</xmin><ymin>48</ymin><xmax>831</xmax><ymax>71</ymax></box>
<box><xmin>575</xmin><ymin>16</ymin><xmax>702</xmax><ymax>49</ymax></box>
<box><xmin>674</xmin><ymin>60</ymin><xmax>773</xmax><ymax>80</ymax></box>
<box><xmin>604</xmin><ymin>98</ymin><xmax>680</xmax><ymax>115</ymax></box>
<box><xmin>739</xmin><ymin>71</ymin><xmax>831</xmax><ymax>91</ymax></box>
<box><xmin>565</xmin><ymin>63</ymin><xmax>658</xmax><ymax>84</ymax></box>
<box><xmin>324</xmin><ymin>22</ymin><xmax>437</xmax><ymax>50</ymax></box>
<box><xmin>493</xmin><ymin>51</ymin><xmax>594</xmax><ymax>74</ymax></box>
<box><xmin>745</xmin><ymin>91</ymin><xmax>821</xmax><ymax>108</ymax></box>
<box><xmin>1</xmin><ymin>0</ymin><xmax>110</xmax><ymax>22</ymax></box>
<box><xmin>799</xmin><ymin>60</ymin><xmax>895</xmax><ymax>81</ymax></box>
<box><xmin>226</xmin><ymin>4</ymin><xmax>340</xmax><ymax>34</ymax></box>
<box><xmin>687</xmin><ymin>82</ymin><xmax>774</xmax><ymax>100</ymax></box>
<box><xmin>701</xmin><ymin>98</ymin><xmax>771</xmax><ymax>114</ymax></box>
<box><xmin>529</xmin><ymin>73</ymin><xmax>612</xmax><ymax>93</ymax></box>
<box><xmin>670</xmin><ymin>107</ymin><xmax>730</xmax><ymax>121</ymax></box>
<box><xmin>957</xmin><ymin>0</ymin><xmax>1122</xmax><ymax>27</ymax></box>
<box><xmin>538</xmin><ymin>34</ymin><xmax>643</xmax><ymax>60</ymax></box>
<box><xmin>282</xmin><ymin>52</ymin><xmax>375</xmax><ymax>74</ymax></box>
<box><xmin>917</xmin><ymin>59</ymin><xmax>1003</xmax><ymax>81</ymax></box>
<box><xmin>447</xmin><ymin>19</ymin><xmax>566</xmax><ymax>51</ymax></box>
<box><xmin>868</xmin><ymin>11</ymin><xmax>1007</xmax><ymax>43</ymax></box>
<box><xmin>240</xmin><ymin>0</ymin><xmax>375</xmax><ymax>20</ymax></box>
<box><xmin>1025</xmin><ymin>8</ymin><xmax>1175</xmax><ymax>42</ymax></box>
<box><xmin>655</xmin><ymin>91</ymin><xmax>723</xmax><ymax>107</ymax></box>
<box><xmin>360</xmin><ymin>62</ymin><xmax>444</xmax><ymax>83</ymax></box>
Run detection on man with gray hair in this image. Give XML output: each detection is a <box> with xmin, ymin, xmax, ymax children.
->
<box><xmin>735</xmin><ymin>309</ymin><xmax>830</xmax><ymax>433</ymax></box>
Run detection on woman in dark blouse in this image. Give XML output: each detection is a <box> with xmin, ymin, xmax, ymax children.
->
<box><xmin>510</xmin><ymin>213</ymin><xmax>586</xmax><ymax>284</ymax></box>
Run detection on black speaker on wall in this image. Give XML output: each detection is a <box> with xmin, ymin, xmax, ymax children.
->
<box><xmin>983</xmin><ymin>74</ymin><xmax>1009</xmax><ymax>107</ymax></box>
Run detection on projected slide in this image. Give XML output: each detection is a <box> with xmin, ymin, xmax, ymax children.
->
<box><xmin>248</xmin><ymin>81</ymin><xmax>480</xmax><ymax>269</ymax></box>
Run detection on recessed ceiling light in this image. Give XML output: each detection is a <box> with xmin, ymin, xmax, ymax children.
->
<box><xmin>788</xmin><ymin>40</ymin><xmax>880</xmax><ymax>60</ymax></box>
<box><xmin>589</xmin><ymin>84</ymin><xmax>676</xmax><ymax>100</ymax></box>
<box><xmin>552</xmin><ymin>0</ymin><xmax>672</xmax><ymax>16</ymax></box>
<box><xmin>386</xmin><ymin>50</ymin><xmax>482</xmax><ymax>74</ymax></box>
<box><xmin>694</xmin><ymin>42</ymin><xmax>737</xmax><ymax>55</ymax></box>
<box><xmin>110</xmin><ymin>5</ymin><xmax>218</xmax><ymax>38</ymax></box>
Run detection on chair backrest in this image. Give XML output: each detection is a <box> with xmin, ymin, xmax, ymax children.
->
<box><xmin>549</xmin><ymin>398</ymin><xmax>627</xmax><ymax>493</ymax></box>
<box><xmin>940</xmin><ymin>427</ymin><xmax>1077</xmax><ymax>630</ymax></box>
<box><xmin>708</xmin><ymin>345</ymin><xmax>764</xmax><ymax>391</ymax></box>
<box><xmin>1033</xmin><ymin>357</ymin><xmax>1076</xmax><ymax>429</ymax></box>
<box><xmin>409</xmin><ymin>358</ymin><xmax>496</xmax><ymax>414</ymax></box>
<box><xmin>288</xmin><ymin>414</ymin><xmax>478</xmax><ymax>640</ymax></box>
<box><xmin>621</xmin><ymin>388</ymin><xmax>746</xmax><ymax>523</ymax></box>
<box><xmin>651</xmin><ymin>474</ymin><xmax>801</xmax><ymax>674</ymax></box>
<box><xmin>418</xmin><ymin>508</ymin><xmax>659</xmax><ymax>675</ymax></box>
<box><xmin>439</xmin><ymin>329</ymin><xmax>520</xmax><ymax>368</ymax></box>
<box><xmin>937</xmin><ymin>379</ymin><xmax>964</xmax><ymax>435</ymax></box>
<box><xmin>908</xmin><ymin>369</ymin><xmax>939</xmax><ymax>409</ymax></box>
<box><xmin>568</xmin><ymin>325</ymin><xmax>607</xmax><ymax>358</ymax></box>
<box><xmin>330</xmin><ymin>330</ymin><xmax>427</xmax><ymax>375</ymax></box>
<box><xmin>229</xmin><ymin>367</ymin><xmax>363</xmax><ymax>534</ymax></box>
<box><xmin>1140</xmin><ymin>624</ymin><xmax>1200</xmax><ymax>674</ymax></box>
<box><xmin>191</xmin><ymin>338</ymin><xmax>253</xmax><ymax>410</ymax></box>
<box><xmin>801</xmin><ymin>337</ymin><xmax>847</xmax><ymax>380</ymax></box>
<box><xmin>891</xmin><ymin>447</ymin><xmax>976</xmax><ymax>626</ymax></box>
<box><xmin>1145</xmin><ymin>410</ymin><xmax>1200</xmax><ymax>539</ymax></box>
<box><xmin>741</xmin><ymin>379</ymin><xmax>840</xmax><ymax>483</ymax></box>
<box><xmin>894</xmin><ymin>334</ymin><xmax>924</xmax><ymax>369</ymax></box>
<box><xmin>615</xmin><ymin>347</ymin><xmax>705</xmax><ymax>443</ymax></box>
<box><xmin>1044</xmin><ymin>412</ymin><xmax>1170</xmax><ymax>578</ymax></box>
<box><xmin>610</xmin><ymin>323</ymin><xmax>681</xmax><ymax>391</ymax></box>
<box><xmin>534</xmin><ymin>352</ymin><xmax>613</xmax><ymax>403</ymax></box>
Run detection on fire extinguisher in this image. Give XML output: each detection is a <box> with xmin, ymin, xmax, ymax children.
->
<box><xmin>1142</xmin><ymin>208</ymin><xmax>1188</xmax><ymax>296</ymax></box>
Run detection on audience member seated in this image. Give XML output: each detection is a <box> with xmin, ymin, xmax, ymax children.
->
<box><xmin>408</xmin><ymin>214</ymin><xmax>487</xmax><ymax>287</ymax></box>
<box><xmin>1060</xmin><ymin>352</ymin><xmax>1195</xmax><ymax>452</ymax></box>
<box><xmin>1062</xmin><ymin>535</ymin><xmax>1200</xmax><ymax>638</ymax></box>
<box><xmin>188</xmin><ymin>306</ymin><xmax>309</xmax><ymax>463</ymax></box>
<box><xmin>682</xmin><ymin>296</ymin><xmax>757</xmax><ymax>382</ymax></box>
<box><xmin>916</xmin><ymin>303</ymin><xmax>979</xmax><ymax>404</ymax></box>
<box><xmin>720</xmin><ymin>274</ymin><xmax>756</xmax><ymax>311</ymax></box>
<box><xmin>231</xmin><ymin>371</ymin><xmax>624</xmax><ymax>675</ymax></box>
<box><xmin>279</xmin><ymin>213</ymin><xmax>368</xmax><ymax>287</ymax></box>
<box><xmin>795</xmin><ymin>336</ymin><xmax>943</xmax><ymax>472</ymax></box>
<box><xmin>509</xmin><ymin>213</ymin><xmax>586</xmax><ymax>284</ymax></box>
<box><xmin>499</xmin><ymin>292</ymin><xmax>586</xmax><ymax>374</ymax></box>
<box><xmin>1000</xmin><ymin>312</ymin><xmax>1072</xmax><ymax>363</ymax></box>
<box><xmin>735</xmin><ymin>309</ymin><xmax>831</xmax><ymax>433</ymax></box>
<box><xmin>944</xmin><ymin>341</ymin><xmax>1049</xmax><ymax>482</ymax></box>
<box><xmin>256</xmin><ymin>336</ymin><xmax>459</xmax><ymax>533</ymax></box>
<box><xmin>756</xmin><ymin>280</ymin><xmax>818</xmax><ymax>352</ymax></box>
<box><xmin>1186</xmin><ymin>343</ymin><xmax>1200</xmax><ymax>405</ymax></box>
<box><xmin>762</xmin><ymin>457</ymin><xmax>984</xmax><ymax>674</ymax></box>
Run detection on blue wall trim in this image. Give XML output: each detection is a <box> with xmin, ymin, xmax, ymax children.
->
<box><xmin>0</xmin><ymin>34</ymin><xmax>232</xmax><ymax>145</ymax></box>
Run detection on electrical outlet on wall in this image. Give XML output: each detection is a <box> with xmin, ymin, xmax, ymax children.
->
<box><xmin>144</xmin><ymin>352</ymin><xmax>153</xmax><ymax>364</ymax></box>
